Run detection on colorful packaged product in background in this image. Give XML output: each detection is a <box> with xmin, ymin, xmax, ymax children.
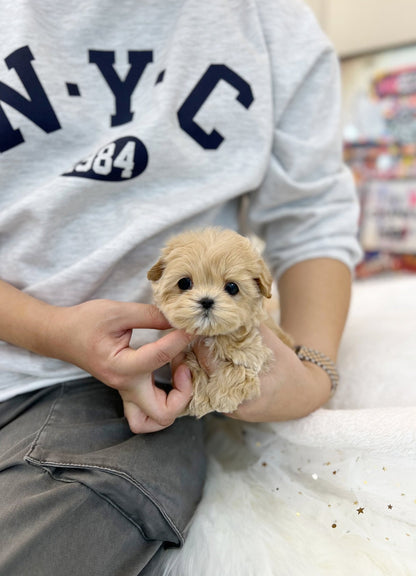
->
<box><xmin>343</xmin><ymin>58</ymin><xmax>416</xmax><ymax>277</ymax></box>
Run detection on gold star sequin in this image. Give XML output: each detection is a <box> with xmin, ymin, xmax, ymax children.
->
<box><xmin>388</xmin><ymin>504</ymin><xmax>393</xmax><ymax>510</ymax></box>
<box><xmin>357</xmin><ymin>507</ymin><xmax>365</xmax><ymax>515</ymax></box>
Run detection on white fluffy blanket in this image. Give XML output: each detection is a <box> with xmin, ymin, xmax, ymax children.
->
<box><xmin>157</xmin><ymin>276</ymin><xmax>416</xmax><ymax>575</ymax></box>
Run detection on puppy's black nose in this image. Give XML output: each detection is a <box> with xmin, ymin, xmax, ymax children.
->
<box><xmin>199</xmin><ymin>297</ymin><xmax>214</xmax><ymax>310</ymax></box>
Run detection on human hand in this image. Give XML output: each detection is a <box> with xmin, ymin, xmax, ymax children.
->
<box><xmin>190</xmin><ymin>324</ymin><xmax>332</xmax><ymax>422</ymax></box>
<box><xmin>51</xmin><ymin>300</ymin><xmax>194</xmax><ymax>433</ymax></box>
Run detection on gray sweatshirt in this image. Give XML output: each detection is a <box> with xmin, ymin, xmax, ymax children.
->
<box><xmin>0</xmin><ymin>0</ymin><xmax>361</xmax><ymax>399</ymax></box>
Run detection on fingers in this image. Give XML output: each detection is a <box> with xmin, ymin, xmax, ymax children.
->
<box><xmin>120</xmin><ymin>363</ymin><xmax>193</xmax><ymax>433</ymax></box>
<box><xmin>122</xmin><ymin>400</ymin><xmax>169</xmax><ymax>434</ymax></box>
<box><xmin>170</xmin><ymin>363</ymin><xmax>193</xmax><ymax>411</ymax></box>
<box><xmin>122</xmin><ymin>302</ymin><xmax>172</xmax><ymax>331</ymax></box>
<box><xmin>110</xmin><ymin>327</ymin><xmax>193</xmax><ymax>433</ymax></box>
<box><xmin>117</xmin><ymin>329</ymin><xmax>193</xmax><ymax>376</ymax></box>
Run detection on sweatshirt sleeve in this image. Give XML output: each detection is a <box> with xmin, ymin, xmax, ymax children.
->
<box><xmin>248</xmin><ymin>3</ymin><xmax>363</xmax><ymax>279</ymax></box>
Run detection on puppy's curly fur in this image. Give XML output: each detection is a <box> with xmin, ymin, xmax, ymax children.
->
<box><xmin>147</xmin><ymin>228</ymin><xmax>292</xmax><ymax>418</ymax></box>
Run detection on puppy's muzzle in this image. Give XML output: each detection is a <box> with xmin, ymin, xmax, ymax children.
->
<box><xmin>199</xmin><ymin>297</ymin><xmax>214</xmax><ymax>310</ymax></box>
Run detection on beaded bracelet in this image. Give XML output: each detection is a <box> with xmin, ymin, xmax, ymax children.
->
<box><xmin>294</xmin><ymin>345</ymin><xmax>339</xmax><ymax>395</ymax></box>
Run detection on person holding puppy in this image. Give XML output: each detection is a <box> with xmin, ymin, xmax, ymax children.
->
<box><xmin>0</xmin><ymin>1</ymin><xmax>361</xmax><ymax>574</ymax></box>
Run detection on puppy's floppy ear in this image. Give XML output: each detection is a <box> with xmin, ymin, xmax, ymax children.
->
<box><xmin>147</xmin><ymin>258</ymin><xmax>165</xmax><ymax>281</ymax></box>
<box><xmin>147</xmin><ymin>235</ymin><xmax>181</xmax><ymax>281</ymax></box>
<box><xmin>255</xmin><ymin>258</ymin><xmax>273</xmax><ymax>299</ymax></box>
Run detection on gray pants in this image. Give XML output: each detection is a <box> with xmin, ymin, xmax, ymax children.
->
<box><xmin>0</xmin><ymin>379</ymin><xmax>206</xmax><ymax>576</ymax></box>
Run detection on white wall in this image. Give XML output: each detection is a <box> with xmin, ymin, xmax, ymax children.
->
<box><xmin>304</xmin><ymin>0</ymin><xmax>416</xmax><ymax>58</ymax></box>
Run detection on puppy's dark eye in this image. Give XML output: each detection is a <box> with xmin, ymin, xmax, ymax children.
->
<box><xmin>224</xmin><ymin>282</ymin><xmax>239</xmax><ymax>296</ymax></box>
<box><xmin>177</xmin><ymin>277</ymin><xmax>193</xmax><ymax>291</ymax></box>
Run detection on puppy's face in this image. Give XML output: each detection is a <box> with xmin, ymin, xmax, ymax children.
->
<box><xmin>147</xmin><ymin>228</ymin><xmax>272</xmax><ymax>336</ymax></box>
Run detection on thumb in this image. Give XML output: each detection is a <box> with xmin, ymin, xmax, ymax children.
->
<box><xmin>168</xmin><ymin>364</ymin><xmax>194</xmax><ymax>412</ymax></box>
<box><xmin>117</xmin><ymin>329</ymin><xmax>193</xmax><ymax>375</ymax></box>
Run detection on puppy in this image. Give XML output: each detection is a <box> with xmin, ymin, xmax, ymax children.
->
<box><xmin>147</xmin><ymin>227</ymin><xmax>293</xmax><ymax>418</ymax></box>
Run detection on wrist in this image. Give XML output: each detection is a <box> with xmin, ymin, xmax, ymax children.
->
<box><xmin>294</xmin><ymin>345</ymin><xmax>339</xmax><ymax>396</ymax></box>
<box><xmin>20</xmin><ymin>299</ymin><xmax>72</xmax><ymax>361</ymax></box>
<box><xmin>0</xmin><ymin>279</ymin><xmax>68</xmax><ymax>358</ymax></box>
<box><xmin>297</xmin><ymin>358</ymin><xmax>334</xmax><ymax>411</ymax></box>
<box><xmin>36</xmin><ymin>303</ymin><xmax>73</xmax><ymax>360</ymax></box>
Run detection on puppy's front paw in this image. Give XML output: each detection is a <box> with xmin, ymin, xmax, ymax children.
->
<box><xmin>185</xmin><ymin>354</ymin><xmax>211</xmax><ymax>418</ymax></box>
<box><xmin>188</xmin><ymin>393</ymin><xmax>213</xmax><ymax>419</ymax></box>
<box><xmin>206</xmin><ymin>364</ymin><xmax>261</xmax><ymax>414</ymax></box>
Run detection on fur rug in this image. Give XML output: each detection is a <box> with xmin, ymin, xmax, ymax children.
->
<box><xmin>154</xmin><ymin>275</ymin><xmax>416</xmax><ymax>575</ymax></box>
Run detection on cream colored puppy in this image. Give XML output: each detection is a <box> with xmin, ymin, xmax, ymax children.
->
<box><xmin>147</xmin><ymin>227</ymin><xmax>292</xmax><ymax>418</ymax></box>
